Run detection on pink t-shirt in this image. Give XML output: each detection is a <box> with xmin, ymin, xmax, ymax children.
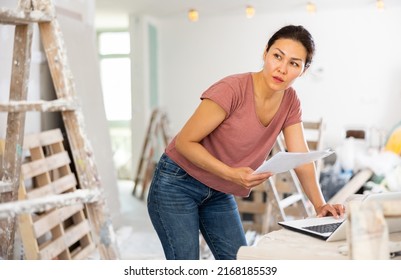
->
<box><xmin>166</xmin><ymin>72</ymin><xmax>302</xmax><ymax>197</ymax></box>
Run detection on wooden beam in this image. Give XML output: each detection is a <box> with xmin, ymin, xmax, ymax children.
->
<box><xmin>0</xmin><ymin>189</ymin><xmax>101</xmax><ymax>219</ymax></box>
<box><xmin>0</xmin><ymin>23</ymin><xmax>33</xmax><ymax>260</ymax></box>
<box><xmin>0</xmin><ymin>181</ymin><xmax>13</xmax><ymax>194</ymax></box>
<box><xmin>0</xmin><ymin>8</ymin><xmax>52</xmax><ymax>25</ymax></box>
<box><xmin>0</xmin><ymin>98</ymin><xmax>78</xmax><ymax>113</ymax></box>
<box><xmin>328</xmin><ymin>169</ymin><xmax>373</xmax><ymax>204</ymax></box>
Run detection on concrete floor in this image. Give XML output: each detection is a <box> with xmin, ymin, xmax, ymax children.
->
<box><xmin>114</xmin><ymin>180</ymin><xmax>259</xmax><ymax>260</ymax></box>
<box><xmin>115</xmin><ymin>180</ymin><xmax>165</xmax><ymax>260</ymax></box>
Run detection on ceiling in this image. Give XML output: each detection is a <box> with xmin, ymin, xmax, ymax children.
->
<box><xmin>94</xmin><ymin>0</ymin><xmax>395</xmax><ymax>20</ymax></box>
<box><xmin>94</xmin><ymin>0</ymin><xmax>302</xmax><ymax>18</ymax></box>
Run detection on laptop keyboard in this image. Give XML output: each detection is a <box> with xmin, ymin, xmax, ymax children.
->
<box><xmin>302</xmin><ymin>222</ymin><xmax>342</xmax><ymax>234</ymax></box>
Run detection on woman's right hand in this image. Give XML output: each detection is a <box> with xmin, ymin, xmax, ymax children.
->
<box><xmin>230</xmin><ymin>167</ymin><xmax>273</xmax><ymax>189</ymax></box>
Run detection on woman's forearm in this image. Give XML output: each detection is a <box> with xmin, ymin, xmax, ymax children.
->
<box><xmin>175</xmin><ymin>137</ymin><xmax>234</xmax><ymax>181</ymax></box>
<box><xmin>294</xmin><ymin>162</ymin><xmax>326</xmax><ymax>213</ymax></box>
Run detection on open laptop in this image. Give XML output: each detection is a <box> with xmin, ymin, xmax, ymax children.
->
<box><xmin>278</xmin><ymin>191</ymin><xmax>401</xmax><ymax>242</ymax></box>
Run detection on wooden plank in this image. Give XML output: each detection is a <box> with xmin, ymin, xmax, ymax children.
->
<box><xmin>0</xmin><ymin>140</ymin><xmax>13</xmax><ymax>193</ymax></box>
<box><xmin>33</xmin><ymin>204</ymin><xmax>84</xmax><ymax>238</ymax></box>
<box><xmin>328</xmin><ymin>169</ymin><xmax>373</xmax><ymax>204</ymax></box>
<box><xmin>0</xmin><ymin>189</ymin><xmax>101</xmax><ymax>219</ymax></box>
<box><xmin>63</xmin><ymin>220</ymin><xmax>92</xmax><ymax>248</ymax></box>
<box><xmin>303</xmin><ymin>121</ymin><xmax>322</xmax><ymax>130</ymax></box>
<box><xmin>237</xmin><ymin>188</ymin><xmax>268</xmax><ymax>232</ymax></box>
<box><xmin>71</xmin><ymin>242</ymin><xmax>96</xmax><ymax>260</ymax></box>
<box><xmin>0</xmin><ymin>139</ymin><xmax>11</xmax><ymax>193</ymax></box>
<box><xmin>0</xmin><ymin>182</ymin><xmax>13</xmax><ymax>193</ymax></box>
<box><xmin>274</xmin><ymin>172</ymin><xmax>294</xmax><ymax>193</ymax></box>
<box><xmin>0</xmin><ymin>23</ymin><xmax>33</xmax><ymax>260</ymax></box>
<box><xmin>23</xmin><ymin>129</ymin><xmax>64</xmax><ymax>149</ymax></box>
<box><xmin>38</xmin><ymin>233</ymin><xmax>68</xmax><ymax>260</ymax></box>
<box><xmin>279</xmin><ymin>194</ymin><xmax>304</xmax><ymax>209</ymax></box>
<box><xmin>307</xmin><ymin>141</ymin><xmax>318</xmax><ymax>150</ymax></box>
<box><xmin>18</xmin><ymin>213</ymin><xmax>40</xmax><ymax>260</ymax></box>
<box><xmin>0</xmin><ymin>8</ymin><xmax>52</xmax><ymax>25</ymax></box>
<box><xmin>0</xmin><ymin>98</ymin><xmax>77</xmax><ymax>113</ymax></box>
<box><xmin>38</xmin><ymin>220</ymin><xmax>91</xmax><ymax>260</ymax></box>
<box><xmin>48</xmin><ymin>141</ymin><xmax>71</xmax><ymax>179</ymax></box>
<box><xmin>133</xmin><ymin>109</ymin><xmax>159</xmax><ymax>196</ymax></box>
<box><xmin>236</xmin><ymin>201</ymin><xmax>266</xmax><ymax>214</ymax></box>
<box><xmin>21</xmin><ymin>151</ymin><xmax>71</xmax><ymax>178</ymax></box>
<box><xmin>25</xmin><ymin>173</ymin><xmax>77</xmax><ymax>199</ymax></box>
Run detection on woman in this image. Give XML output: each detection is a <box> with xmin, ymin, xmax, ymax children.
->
<box><xmin>147</xmin><ymin>25</ymin><xmax>345</xmax><ymax>260</ymax></box>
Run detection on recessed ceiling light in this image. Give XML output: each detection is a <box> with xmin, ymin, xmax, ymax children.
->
<box><xmin>376</xmin><ymin>0</ymin><xmax>385</xmax><ymax>10</ymax></box>
<box><xmin>246</xmin><ymin>5</ymin><xmax>255</xmax><ymax>19</ymax></box>
<box><xmin>306</xmin><ymin>2</ymin><xmax>317</xmax><ymax>14</ymax></box>
<box><xmin>188</xmin><ymin>9</ymin><xmax>199</xmax><ymax>22</ymax></box>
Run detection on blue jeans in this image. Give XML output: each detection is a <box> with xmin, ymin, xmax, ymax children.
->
<box><xmin>147</xmin><ymin>153</ymin><xmax>247</xmax><ymax>260</ymax></box>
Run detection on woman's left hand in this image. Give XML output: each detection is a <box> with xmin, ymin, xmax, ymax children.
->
<box><xmin>316</xmin><ymin>203</ymin><xmax>346</xmax><ymax>218</ymax></box>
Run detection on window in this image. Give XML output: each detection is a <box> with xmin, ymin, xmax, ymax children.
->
<box><xmin>98</xmin><ymin>31</ymin><xmax>132</xmax><ymax>179</ymax></box>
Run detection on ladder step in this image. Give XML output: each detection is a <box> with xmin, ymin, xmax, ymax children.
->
<box><xmin>0</xmin><ymin>98</ymin><xmax>78</xmax><ymax>113</ymax></box>
<box><xmin>0</xmin><ymin>189</ymin><xmax>101</xmax><ymax>219</ymax></box>
<box><xmin>0</xmin><ymin>8</ymin><xmax>52</xmax><ymax>25</ymax></box>
<box><xmin>278</xmin><ymin>194</ymin><xmax>303</xmax><ymax>209</ymax></box>
<box><xmin>0</xmin><ymin>181</ymin><xmax>13</xmax><ymax>194</ymax></box>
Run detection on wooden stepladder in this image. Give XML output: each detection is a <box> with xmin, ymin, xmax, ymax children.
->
<box><xmin>132</xmin><ymin>108</ymin><xmax>171</xmax><ymax>199</ymax></box>
<box><xmin>237</xmin><ymin>120</ymin><xmax>324</xmax><ymax>233</ymax></box>
<box><xmin>0</xmin><ymin>0</ymin><xmax>119</xmax><ymax>259</ymax></box>
<box><xmin>265</xmin><ymin>120</ymin><xmax>324</xmax><ymax>229</ymax></box>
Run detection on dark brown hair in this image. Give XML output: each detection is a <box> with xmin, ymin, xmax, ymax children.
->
<box><xmin>266</xmin><ymin>25</ymin><xmax>315</xmax><ymax>69</ymax></box>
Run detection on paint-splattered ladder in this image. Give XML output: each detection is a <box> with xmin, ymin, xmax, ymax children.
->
<box><xmin>132</xmin><ymin>108</ymin><xmax>171</xmax><ymax>200</ymax></box>
<box><xmin>0</xmin><ymin>0</ymin><xmax>119</xmax><ymax>259</ymax></box>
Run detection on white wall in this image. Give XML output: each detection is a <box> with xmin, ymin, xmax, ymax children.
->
<box><xmin>128</xmin><ymin>15</ymin><xmax>164</xmax><ymax>177</ymax></box>
<box><xmin>158</xmin><ymin>6</ymin><xmax>401</xmax><ymax>149</ymax></box>
<box><xmin>129</xmin><ymin>15</ymin><xmax>150</xmax><ymax>179</ymax></box>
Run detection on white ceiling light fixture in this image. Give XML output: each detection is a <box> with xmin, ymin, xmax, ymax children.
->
<box><xmin>245</xmin><ymin>5</ymin><xmax>255</xmax><ymax>18</ymax></box>
<box><xmin>188</xmin><ymin>9</ymin><xmax>199</xmax><ymax>22</ymax></box>
<box><xmin>306</xmin><ymin>2</ymin><xmax>317</xmax><ymax>14</ymax></box>
<box><xmin>376</xmin><ymin>0</ymin><xmax>385</xmax><ymax>10</ymax></box>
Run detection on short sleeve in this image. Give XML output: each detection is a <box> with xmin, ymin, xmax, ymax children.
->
<box><xmin>200</xmin><ymin>81</ymin><xmax>239</xmax><ymax>116</ymax></box>
<box><xmin>283</xmin><ymin>88</ymin><xmax>302</xmax><ymax>128</ymax></box>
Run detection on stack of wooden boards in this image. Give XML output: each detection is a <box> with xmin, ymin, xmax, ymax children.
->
<box><xmin>17</xmin><ymin>129</ymin><xmax>96</xmax><ymax>259</ymax></box>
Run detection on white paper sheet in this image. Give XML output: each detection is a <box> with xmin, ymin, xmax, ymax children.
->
<box><xmin>253</xmin><ymin>149</ymin><xmax>334</xmax><ymax>174</ymax></box>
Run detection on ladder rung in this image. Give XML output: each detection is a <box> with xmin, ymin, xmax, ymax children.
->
<box><xmin>0</xmin><ymin>98</ymin><xmax>78</xmax><ymax>113</ymax></box>
<box><xmin>0</xmin><ymin>189</ymin><xmax>101</xmax><ymax>219</ymax></box>
<box><xmin>0</xmin><ymin>181</ymin><xmax>13</xmax><ymax>194</ymax></box>
<box><xmin>0</xmin><ymin>8</ymin><xmax>52</xmax><ymax>25</ymax></box>
<box><xmin>278</xmin><ymin>194</ymin><xmax>303</xmax><ymax>209</ymax></box>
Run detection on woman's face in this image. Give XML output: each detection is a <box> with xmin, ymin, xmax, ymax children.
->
<box><xmin>262</xmin><ymin>38</ymin><xmax>307</xmax><ymax>91</ymax></box>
